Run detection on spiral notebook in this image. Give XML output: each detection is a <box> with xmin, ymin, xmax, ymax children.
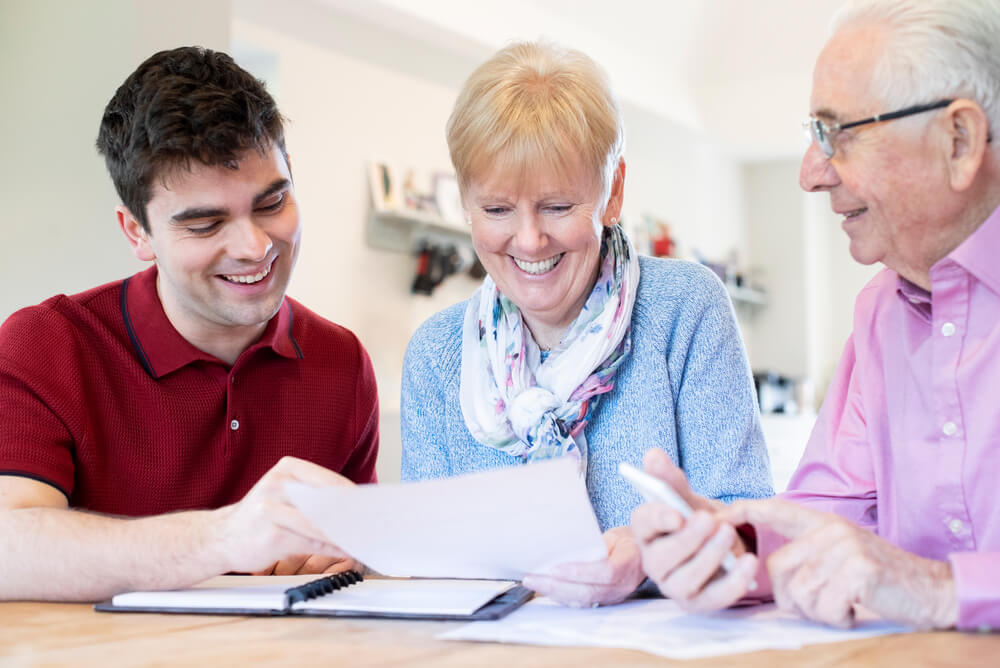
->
<box><xmin>95</xmin><ymin>572</ymin><xmax>532</xmax><ymax>621</ymax></box>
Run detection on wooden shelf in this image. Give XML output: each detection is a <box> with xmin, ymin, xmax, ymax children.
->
<box><xmin>366</xmin><ymin>208</ymin><xmax>470</xmax><ymax>253</ymax></box>
<box><xmin>726</xmin><ymin>284</ymin><xmax>767</xmax><ymax>307</ymax></box>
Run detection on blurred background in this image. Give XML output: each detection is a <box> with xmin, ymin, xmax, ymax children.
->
<box><xmin>0</xmin><ymin>0</ymin><xmax>879</xmax><ymax>490</ymax></box>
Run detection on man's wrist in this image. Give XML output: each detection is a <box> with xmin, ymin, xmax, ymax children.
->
<box><xmin>931</xmin><ymin>559</ymin><xmax>958</xmax><ymax>629</ymax></box>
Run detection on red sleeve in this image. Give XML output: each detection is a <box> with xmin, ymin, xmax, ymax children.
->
<box><xmin>341</xmin><ymin>339</ymin><xmax>379</xmax><ymax>484</ymax></box>
<box><xmin>0</xmin><ymin>303</ymin><xmax>80</xmax><ymax>497</ymax></box>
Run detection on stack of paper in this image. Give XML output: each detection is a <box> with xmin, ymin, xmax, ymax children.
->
<box><xmin>286</xmin><ymin>458</ymin><xmax>608</xmax><ymax>579</ymax></box>
<box><xmin>438</xmin><ymin>597</ymin><xmax>910</xmax><ymax>660</ymax></box>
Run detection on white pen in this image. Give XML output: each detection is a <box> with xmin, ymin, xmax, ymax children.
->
<box><xmin>619</xmin><ymin>462</ymin><xmax>756</xmax><ymax>591</ymax></box>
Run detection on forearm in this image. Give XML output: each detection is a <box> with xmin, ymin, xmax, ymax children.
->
<box><xmin>0</xmin><ymin>506</ymin><xmax>231</xmax><ymax>601</ymax></box>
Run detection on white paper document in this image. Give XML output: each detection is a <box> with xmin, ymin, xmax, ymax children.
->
<box><xmin>286</xmin><ymin>458</ymin><xmax>607</xmax><ymax>579</ymax></box>
<box><xmin>439</xmin><ymin>597</ymin><xmax>911</xmax><ymax>660</ymax></box>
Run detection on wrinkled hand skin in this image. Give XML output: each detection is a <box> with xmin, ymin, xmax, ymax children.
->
<box><xmin>721</xmin><ymin>499</ymin><xmax>958</xmax><ymax>629</ymax></box>
<box><xmin>630</xmin><ymin>448</ymin><xmax>758</xmax><ymax>613</ymax></box>
<box><xmin>521</xmin><ymin>527</ymin><xmax>646</xmax><ymax>607</ymax></box>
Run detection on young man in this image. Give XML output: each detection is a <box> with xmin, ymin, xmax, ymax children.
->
<box><xmin>631</xmin><ymin>0</ymin><xmax>1000</xmax><ymax>631</ymax></box>
<box><xmin>0</xmin><ymin>47</ymin><xmax>379</xmax><ymax>601</ymax></box>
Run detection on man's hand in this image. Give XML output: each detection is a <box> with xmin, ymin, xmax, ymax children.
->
<box><xmin>721</xmin><ymin>499</ymin><xmax>958</xmax><ymax>629</ymax></box>
<box><xmin>630</xmin><ymin>448</ymin><xmax>758</xmax><ymax>612</ymax></box>
<box><xmin>253</xmin><ymin>555</ymin><xmax>362</xmax><ymax>576</ymax></box>
<box><xmin>213</xmin><ymin>456</ymin><xmax>355</xmax><ymax>575</ymax></box>
<box><xmin>521</xmin><ymin>527</ymin><xmax>645</xmax><ymax>607</ymax></box>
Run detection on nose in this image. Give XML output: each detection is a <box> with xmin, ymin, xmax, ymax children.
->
<box><xmin>512</xmin><ymin>212</ymin><xmax>548</xmax><ymax>255</ymax></box>
<box><xmin>228</xmin><ymin>217</ymin><xmax>273</xmax><ymax>262</ymax></box>
<box><xmin>799</xmin><ymin>141</ymin><xmax>841</xmax><ymax>192</ymax></box>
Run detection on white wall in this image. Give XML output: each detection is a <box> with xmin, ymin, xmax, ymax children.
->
<box><xmin>231</xmin><ymin>0</ymin><xmax>756</xmax><ymax>482</ymax></box>
<box><xmin>4</xmin><ymin>0</ymin><xmax>837</xmax><ymax>489</ymax></box>
<box><xmin>0</xmin><ymin>0</ymin><xmax>231</xmax><ymax>321</ymax></box>
<box><xmin>745</xmin><ymin>161</ymin><xmax>808</xmax><ymax>378</ymax></box>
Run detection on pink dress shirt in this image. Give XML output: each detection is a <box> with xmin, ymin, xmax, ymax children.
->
<box><xmin>760</xmin><ymin>204</ymin><xmax>1000</xmax><ymax>631</ymax></box>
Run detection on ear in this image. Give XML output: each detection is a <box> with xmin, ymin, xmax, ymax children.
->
<box><xmin>602</xmin><ymin>158</ymin><xmax>626</xmax><ymax>227</ymax></box>
<box><xmin>117</xmin><ymin>205</ymin><xmax>155</xmax><ymax>262</ymax></box>
<box><xmin>941</xmin><ymin>99</ymin><xmax>990</xmax><ymax>192</ymax></box>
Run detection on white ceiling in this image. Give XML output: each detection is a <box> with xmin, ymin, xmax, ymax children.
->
<box><xmin>321</xmin><ymin>0</ymin><xmax>847</xmax><ymax>160</ymax></box>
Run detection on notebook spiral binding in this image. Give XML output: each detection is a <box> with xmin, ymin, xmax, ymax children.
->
<box><xmin>283</xmin><ymin>570</ymin><xmax>364</xmax><ymax>606</ymax></box>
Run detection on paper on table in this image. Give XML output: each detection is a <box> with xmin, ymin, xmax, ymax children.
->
<box><xmin>438</xmin><ymin>597</ymin><xmax>911</xmax><ymax>660</ymax></box>
<box><xmin>286</xmin><ymin>458</ymin><xmax>607</xmax><ymax>580</ymax></box>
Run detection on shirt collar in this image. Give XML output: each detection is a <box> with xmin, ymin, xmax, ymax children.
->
<box><xmin>121</xmin><ymin>265</ymin><xmax>302</xmax><ymax>379</ymax></box>
<box><xmin>895</xmin><ymin>275</ymin><xmax>932</xmax><ymax>322</ymax></box>
<box><xmin>943</xmin><ymin>201</ymin><xmax>1000</xmax><ymax>297</ymax></box>
<box><xmin>894</xmin><ymin>202</ymin><xmax>1000</xmax><ymax>320</ymax></box>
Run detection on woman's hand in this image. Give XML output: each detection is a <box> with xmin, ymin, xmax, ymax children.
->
<box><xmin>521</xmin><ymin>526</ymin><xmax>645</xmax><ymax>607</ymax></box>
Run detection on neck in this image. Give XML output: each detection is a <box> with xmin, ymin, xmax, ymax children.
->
<box><xmin>896</xmin><ymin>186</ymin><xmax>1000</xmax><ymax>291</ymax></box>
<box><xmin>181</xmin><ymin>324</ymin><xmax>266</xmax><ymax>366</ymax></box>
<box><xmin>522</xmin><ymin>314</ymin><xmax>570</xmax><ymax>351</ymax></box>
<box><xmin>156</xmin><ymin>280</ymin><xmax>268</xmax><ymax>367</ymax></box>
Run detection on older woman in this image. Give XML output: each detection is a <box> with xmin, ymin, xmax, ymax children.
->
<box><xmin>401</xmin><ymin>42</ymin><xmax>771</xmax><ymax>605</ymax></box>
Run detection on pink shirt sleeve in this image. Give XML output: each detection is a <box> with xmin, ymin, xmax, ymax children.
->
<box><xmin>949</xmin><ymin>552</ymin><xmax>1000</xmax><ymax>631</ymax></box>
<box><xmin>779</xmin><ymin>335</ymin><xmax>879</xmax><ymax>527</ymax></box>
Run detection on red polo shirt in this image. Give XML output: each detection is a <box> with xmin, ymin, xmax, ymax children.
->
<box><xmin>0</xmin><ymin>266</ymin><xmax>378</xmax><ymax>516</ymax></box>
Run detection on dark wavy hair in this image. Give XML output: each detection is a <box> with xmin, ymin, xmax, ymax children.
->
<box><xmin>96</xmin><ymin>46</ymin><xmax>286</xmax><ymax>231</ymax></box>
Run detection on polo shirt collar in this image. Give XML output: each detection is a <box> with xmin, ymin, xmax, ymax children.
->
<box><xmin>121</xmin><ymin>266</ymin><xmax>301</xmax><ymax>379</ymax></box>
<box><xmin>947</xmin><ymin>201</ymin><xmax>1000</xmax><ymax>298</ymax></box>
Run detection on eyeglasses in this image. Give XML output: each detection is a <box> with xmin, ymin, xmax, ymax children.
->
<box><xmin>802</xmin><ymin>99</ymin><xmax>954</xmax><ymax>158</ymax></box>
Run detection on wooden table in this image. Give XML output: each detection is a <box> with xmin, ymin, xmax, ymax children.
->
<box><xmin>1</xmin><ymin>601</ymin><xmax>996</xmax><ymax>667</ymax></box>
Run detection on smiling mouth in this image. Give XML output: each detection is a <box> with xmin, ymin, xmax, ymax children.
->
<box><xmin>220</xmin><ymin>258</ymin><xmax>275</xmax><ymax>285</ymax></box>
<box><xmin>513</xmin><ymin>253</ymin><xmax>564</xmax><ymax>275</ymax></box>
<box><xmin>842</xmin><ymin>208</ymin><xmax>868</xmax><ymax>220</ymax></box>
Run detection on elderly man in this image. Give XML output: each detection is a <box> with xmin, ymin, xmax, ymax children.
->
<box><xmin>631</xmin><ymin>0</ymin><xmax>1000</xmax><ymax>631</ymax></box>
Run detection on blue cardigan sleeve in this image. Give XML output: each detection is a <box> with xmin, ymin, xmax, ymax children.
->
<box><xmin>399</xmin><ymin>307</ymin><xmax>462</xmax><ymax>481</ymax></box>
<box><xmin>667</xmin><ymin>266</ymin><xmax>773</xmax><ymax>503</ymax></box>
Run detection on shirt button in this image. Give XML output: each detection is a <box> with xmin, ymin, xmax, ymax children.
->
<box><xmin>948</xmin><ymin>518</ymin><xmax>964</xmax><ymax>535</ymax></box>
<box><xmin>942</xmin><ymin>421</ymin><xmax>958</xmax><ymax>436</ymax></box>
<box><xmin>230</xmin><ymin>419</ymin><xmax>240</xmax><ymax>431</ymax></box>
<box><xmin>908</xmin><ymin>297</ymin><xmax>921</xmax><ymax>304</ymax></box>
<box><xmin>941</xmin><ymin>322</ymin><xmax>956</xmax><ymax>336</ymax></box>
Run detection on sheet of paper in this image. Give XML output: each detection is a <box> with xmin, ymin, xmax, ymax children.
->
<box><xmin>286</xmin><ymin>458</ymin><xmax>607</xmax><ymax>579</ymax></box>
<box><xmin>293</xmin><ymin>579</ymin><xmax>514</xmax><ymax>616</ymax></box>
<box><xmin>438</xmin><ymin>597</ymin><xmax>911</xmax><ymax>660</ymax></box>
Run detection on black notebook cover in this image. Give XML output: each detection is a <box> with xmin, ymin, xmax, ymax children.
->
<box><xmin>95</xmin><ymin>572</ymin><xmax>533</xmax><ymax>621</ymax></box>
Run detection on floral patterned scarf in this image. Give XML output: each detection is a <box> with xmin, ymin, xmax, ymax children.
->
<box><xmin>459</xmin><ymin>224</ymin><xmax>639</xmax><ymax>472</ymax></box>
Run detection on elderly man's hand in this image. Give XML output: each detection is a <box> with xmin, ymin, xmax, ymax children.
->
<box><xmin>721</xmin><ymin>499</ymin><xmax>958</xmax><ymax>629</ymax></box>
<box><xmin>630</xmin><ymin>448</ymin><xmax>758</xmax><ymax>612</ymax></box>
<box><xmin>521</xmin><ymin>526</ymin><xmax>645</xmax><ymax>607</ymax></box>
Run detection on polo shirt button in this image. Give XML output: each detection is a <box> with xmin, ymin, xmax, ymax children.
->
<box><xmin>948</xmin><ymin>518</ymin><xmax>964</xmax><ymax>535</ymax></box>
<box><xmin>942</xmin><ymin>421</ymin><xmax>958</xmax><ymax>436</ymax></box>
<box><xmin>941</xmin><ymin>322</ymin><xmax>956</xmax><ymax>336</ymax></box>
<box><xmin>230</xmin><ymin>419</ymin><xmax>240</xmax><ymax>431</ymax></box>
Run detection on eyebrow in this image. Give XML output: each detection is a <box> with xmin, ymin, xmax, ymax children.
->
<box><xmin>169</xmin><ymin>179</ymin><xmax>291</xmax><ymax>223</ymax></box>
<box><xmin>812</xmin><ymin>107</ymin><xmax>842</xmax><ymax>123</ymax></box>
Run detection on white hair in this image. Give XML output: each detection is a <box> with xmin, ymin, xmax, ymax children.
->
<box><xmin>832</xmin><ymin>0</ymin><xmax>1000</xmax><ymax>151</ymax></box>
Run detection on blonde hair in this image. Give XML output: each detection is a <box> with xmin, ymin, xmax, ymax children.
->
<box><xmin>447</xmin><ymin>41</ymin><xmax>625</xmax><ymax>209</ymax></box>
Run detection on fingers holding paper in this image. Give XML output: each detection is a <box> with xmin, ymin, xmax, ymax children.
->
<box><xmin>215</xmin><ymin>456</ymin><xmax>357</xmax><ymax>575</ymax></box>
<box><xmin>522</xmin><ymin>526</ymin><xmax>645</xmax><ymax>606</ymax></box>
<box><xmin>720</xmin><ymin>499</ymin><xmax>957</xmax><ymax>629</ymax></box>
<box><xmin>630</xmin><ymin>448</ymin><xmax>757</xmax><ymax>612</ymax></box>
